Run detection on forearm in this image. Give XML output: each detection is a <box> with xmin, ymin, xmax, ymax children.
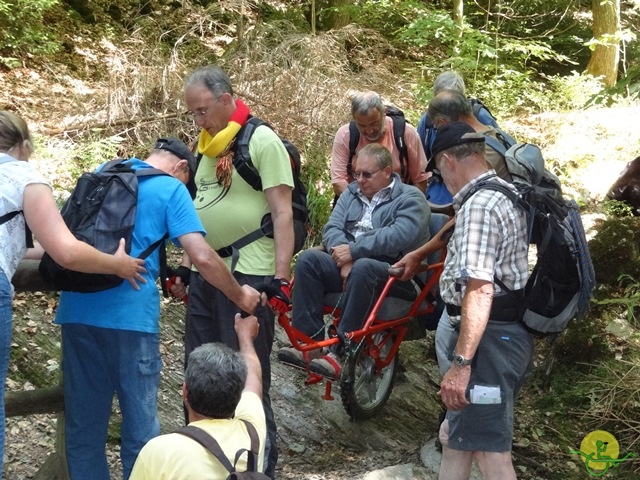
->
<box><xmin>272</xmin><ymin>211</ymin><xmax>294</xmax><ymax>280</ymax></box>
<box><xmin>24</xmin><ymin>242</ymin><xmax>44</xmax><ymax>260</ymax></box>
<box><xmin>332</xmin><ymin>182</ymin><xmax>347</xmax><ymax>197</ymax></box>
<box><xmin>414</xmin><ymin>179</ymin><xmax>428</xmax><ymax>193</ymax></box>
<box><xmin>194</xmin><ymin>249</ymin><xmax>246</xmax><ymax>304</ymax></box>
<box><xmin>455</xmin><ymin>279</ymin><xmax>494</xmax><ymax>359</ymax></box>
<box><xmin>180</xmin><ymin>251</ymin><xmax>193</xmax><ymax>270</ymax></box>
<box><xmin>239</xmin><ymin>334</ymin><xmax>262</xmax><ymax>396</ymax></box>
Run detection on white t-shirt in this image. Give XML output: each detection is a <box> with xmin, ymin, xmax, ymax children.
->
<box><xmin>0</xmin><ymin>153</ymin><xmax>50</xmax><ymax>286</ymax></box>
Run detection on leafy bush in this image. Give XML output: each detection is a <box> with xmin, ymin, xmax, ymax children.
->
<box><xmin>588</xmin><ymin>216</ymin><xmax>640</xmax><ymax>286</ymax></box>
<box><xmin>300</xmin><ymin>143</ymin><xmax>333</xmax><ymax>247</ymax></box>
<box><xmin>545</xmin><ymin>72</ymin><xmax>604</xmax><ymax>111</ymax></box>
<box><xmin>0</xmin><ymin>0</ymin><xmax>61</xmax><ymax>67</ymax></box>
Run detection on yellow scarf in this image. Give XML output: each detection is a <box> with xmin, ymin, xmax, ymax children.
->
<box><xmin>197</xmin><ymin>98</ymin><xmax>251</xmax><ymax>158</ymax></box>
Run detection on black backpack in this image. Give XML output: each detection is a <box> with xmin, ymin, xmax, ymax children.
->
<box><xmin>208</xmin><ymin>117</ymin><xmax>309</xmax><ymax>271</ymax></box>
<box><xmin>177</xmin><ymin>419</ymin><xmax>269</xmax><ymax>479</ymax></box>
<box><xmin>39</xmin><ymin>160</ymin><xmax>170</xmax><ymax>293</ymax></box>
<box><xmin>348</xmin><ymin>105</ymin><xmax>410</xmax><ymax>183</ymax></box>
<box><xmin>461</xmin><ymin>145</ymin><xmax>595</xmax><ymax>337</ymax></box>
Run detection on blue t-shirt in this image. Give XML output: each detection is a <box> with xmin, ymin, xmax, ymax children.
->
<box><xmin>55</xmin><ymin>159</ymin><xmax>205</xmax><ymax>333</ymax></box>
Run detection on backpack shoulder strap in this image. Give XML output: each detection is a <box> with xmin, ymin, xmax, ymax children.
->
<box><xmin>347</xmin><ymin>121</ymin><xmax>359</xmax><ymax>178</ymax></box>
<box><xmin>0</xmin><ymin>155</ymin><xmax>34</xmax><ymax>246</ymax></box>
<box><xmin>461</xmin><ymin>179</ymin><xmax>533</xmax><ymax>229</ymax></box>
<box><xmin>0</xmin><ymin>210</ymin><xmax>22</xmax><ymax>225</ymax></box>
<box><xmin>233</xmin><ymin>117</ymin><xmax>267</xmax><ymax>192</ymax></box>
<box><xmin>135</xmin><ymin>167</ymin><xmax>171</xmax><ymax>178</ymax></box>
<box><xmin>234</xmin><ymin>419</ymin><xmax>260</xmax><ymax>472</ymax></box>
<box><xmin>390</xmin><ymin>114</ymin><xmax>410</xmax><ymax>183</ymax></box>
<box><xmin>176</xmin><ymin>425</ymin><xmax>235</xmax><ymax>473</ymax></box>
<box><xmin>483</xmin><ymin>129</ymin><xmax>515</xmax><ymax>158</ymax></box>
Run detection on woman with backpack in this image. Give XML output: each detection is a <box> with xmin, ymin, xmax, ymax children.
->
<box><xmin>0</xmin><ymin>110</ymin><xmax>145</xmax><ymax>472</ymax></box>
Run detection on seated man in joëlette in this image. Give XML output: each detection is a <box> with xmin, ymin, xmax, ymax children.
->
<box><xmin>278</xmin><ymin>143</ymin><xmax>431</xmax><ymax>379</ymax></box>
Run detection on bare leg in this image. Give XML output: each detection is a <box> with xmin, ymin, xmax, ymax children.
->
<box><xmin>474</xmin><ymin>451</ymin><xmax>517</xmax><ymax>480</ymax></box>
<box><xmin>438</xmin><ymin>419</ymin><xmax>473</xmax><ymax>480</ymax></box>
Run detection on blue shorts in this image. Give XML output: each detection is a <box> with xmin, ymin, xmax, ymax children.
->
<box><xmin>443</xmin><ymin>320</ymin><xmax>533</xmax><ymax>452</ymax></box>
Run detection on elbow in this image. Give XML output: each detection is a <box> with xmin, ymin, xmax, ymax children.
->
<box><xmin>50</xmin><ymin>248</ymin><xmax>79</xmax><ymax>270</ymax></box>
<box><xmin>189</xmin><ymin>250</ymin><xmax>215</xmax><ymax>273</ymax></box>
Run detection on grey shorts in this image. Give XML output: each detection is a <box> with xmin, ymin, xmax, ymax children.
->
<box><xmin>442</xmin><ymin>320</ymin><xmax>533</xmax><ymax>452</ymax></box>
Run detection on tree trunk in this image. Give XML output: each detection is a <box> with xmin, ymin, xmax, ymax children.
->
<box><xmin>586</xmin><ymin>0</ymin><xmax>620</xmax><ymax>87</ymax></box>
<box><xmin>453</xmin><ymin>0</ymin><xmax>464</xmax><ymax>37</ymax></box>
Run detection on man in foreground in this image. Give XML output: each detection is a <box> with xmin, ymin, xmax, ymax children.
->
<box><xmin>130</xmin><ymin>314</ymin><xmax>266</xmax><ymax>479</ymax></box>
<box><xmin>417</xmin><ymin>122</ymin><xmax>532</xmax><ymax>479</ymax></box>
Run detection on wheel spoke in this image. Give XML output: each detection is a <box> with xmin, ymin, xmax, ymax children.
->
<box><xmin>340</xmin><ymin>331</ymin><xmax>399</xmax><ymax>419</ymax></box>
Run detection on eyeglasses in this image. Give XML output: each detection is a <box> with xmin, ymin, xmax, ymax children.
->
<box><xmin>187</xmin><ymin>96</ymin><xmax>222</xmax><ymax>121</ymax></box>
<box><xmin>188</xmin><ymin>106</ymin><xmax>213</xmax><ymax>121</ymax></box>
<box><xmin>353</xmin><ymin>169</ymin><xmax>381</xmax><ymax>180</ymax></box>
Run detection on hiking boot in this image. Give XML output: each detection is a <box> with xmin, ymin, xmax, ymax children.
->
<box><xmin>309</xmin><ymin>352</ymin><xmax>342</xmax><ymax>380</ymax></box>
<box><xmin>277</xmin><ymin>347</ymin><xmax>322</xmax><ymax>369</ymax></box>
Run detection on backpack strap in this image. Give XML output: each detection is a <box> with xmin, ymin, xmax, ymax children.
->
<box><xmin>176</xmin><ymin>420</ymin><xmax>262</xmax><ymax>474</ymax></box>
<box><xmin>0</xmin><ymin>155</ymin><xmax>33</xmax><ymax>247</ymax></box>
<box><xmin>176</xmin><ymin>425</ymin><xmax>235</xmax><ymax>473</ymax></box>
<box><xmin>233</xmin><ymin>419</ymin><xmax>261</xmax><ymax>472</ymax></box>
<box><xmin>233</xmin><ymin>116</ymin><xmax>265</xmax><ymax>192</ymax></box>
<box><xmin>220</xmin><ymin>117</ymin><xmax>292</xmax><ymax>271</ymax></box>
<box><xmin>0</xmin><ymin>210</ymin><xmax>22</xmax><ymax>225</ymax></box>
<box><xmin>389</xmin><ymin>114</ymin><xmax>410</xmax><ymax>184</ymax></box>
<box><xmin>216</xmin><ymin>214</ymin><xmax>274</xmax><ymax>273</ymax></box>
<box><xmin>347</xmin><ymin>121</ymin><xmax>359</xmax><ymax>179</ymax></box>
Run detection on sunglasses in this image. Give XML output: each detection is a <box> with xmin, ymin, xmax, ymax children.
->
<box><xmin>353</xmin><ymin>169</ymin><xmax>381</xmax><ymax>179</ymax></box>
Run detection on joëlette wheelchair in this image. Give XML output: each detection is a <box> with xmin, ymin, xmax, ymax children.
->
<box><xmin>274</xmin><ymin>213</ymin><xmax>449</xmax><ymax>421</ymax></box>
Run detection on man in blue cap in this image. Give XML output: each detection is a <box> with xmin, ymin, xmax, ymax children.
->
<box><xmin>55</xmin><ymin>137</ymin><xmax>262</xmax><ymax>480</ymax></box>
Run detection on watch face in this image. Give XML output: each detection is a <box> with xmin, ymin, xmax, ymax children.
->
<box><xmin>453</xmin><ymin>354</ymin><xmax>469</xmax><ymax>366</ymax></box>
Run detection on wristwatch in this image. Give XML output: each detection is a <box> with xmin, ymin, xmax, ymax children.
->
<box><xmin>452</xmin><ymin>353</ymin><xmax>472</xmax><ymax>367</ymax></box>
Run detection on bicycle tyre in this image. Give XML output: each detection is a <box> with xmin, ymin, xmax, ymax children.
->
<box><xmin>339</xmin><ymin>331</ymin><xmax>398</xmax><ymax>421</ymax></box>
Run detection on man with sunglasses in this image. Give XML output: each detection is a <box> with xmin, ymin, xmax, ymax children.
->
<box><xmin>278</xmin><ymin>143</ymin><xmax>430</xmax><ymax>379</ymax></box>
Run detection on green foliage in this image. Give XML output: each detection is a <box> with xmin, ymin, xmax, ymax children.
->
<box><xmin>544</xmin><ymin>72</ymin><xmax>605</xmax><ymax>111</ymax></box>
<box><xmin>553</xmin><ymin>305</ymin><xmax>612</xmax><ymax>364</ymax></box>
<box><xmin>68</xmin><ymin>135</ymin><xmax>123</xmax><ymax>178</ymax></box>
<box><xmin>300</xmin><ymin>143</ymin><xmax>333</xmax><ymax>248</ymax></box>
<box><xmin>397</xmin><ymin>4</ymin><xmax>578</xmax><ymax>116</ymax></box>
<box><xmin>0</xmin><ymin>0</ymin><xmax>61</xmax><ymax>66</ymax></box>
<box><xmin>597</xmin><ymin>274</ymin><xmax>640</xmax><ymax>328</ymax></box>
<box><xmin>350</xmin><ymin>0</ymin><xmax>427</xmax><ymax>40</ymax></box>
<box><xmin>603</xmin><ymin>199</ymin><xmax>635</xmax><ymax>218</ymax></box>
<box><xmin>588</xmin><ymin>216</ymin><xmax>640</xmax><ymax>286</ymax></box>
<box><xmin>470</xmin><ymin>70</ymin><xmax>549</xmax><ymax>118</ymax></box>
